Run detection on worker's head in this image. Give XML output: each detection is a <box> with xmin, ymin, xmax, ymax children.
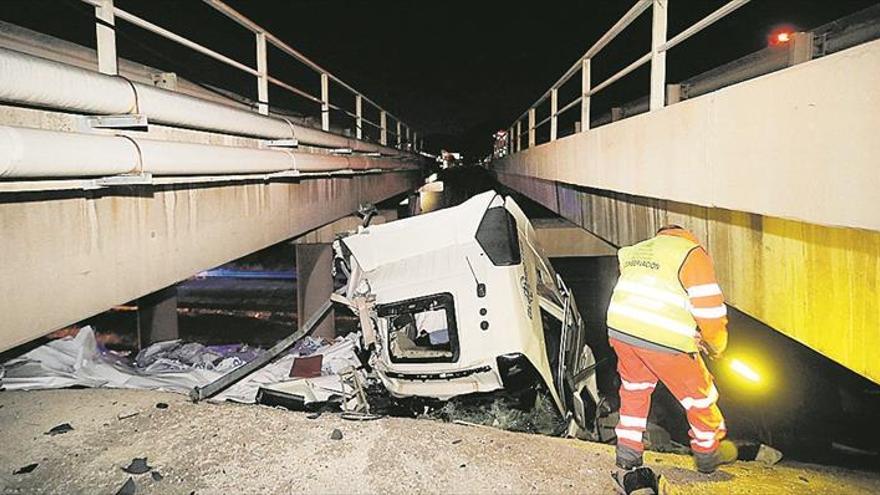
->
<box><xmin>657</xmin><ymin>224</ymin><xmax>700</xmax><ymax>244</ymax></box>
<box><xmin>657</xmin><ymin>224</ymin><xmax>685</xmax><ymax>234</ymax></box>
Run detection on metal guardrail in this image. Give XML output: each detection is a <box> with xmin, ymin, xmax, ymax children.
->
<box><xmin>506</xmin><ymin>0</ymin><xmax>751</xmax><ymax>153</ymax></box>
<box><xmin>79</xmin><ymin>0</ymin><xmax>421</xmax><ymax>151</ymax></box>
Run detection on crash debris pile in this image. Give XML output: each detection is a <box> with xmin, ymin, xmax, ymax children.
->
<box><xmin>0</xmin><ymin>325</ymin><xmax>572</xmax><ymax>432</ymax></box>
<box><xmin>0</xmin><ymin>326</ymin><xmax>369</xmax><ymax>410</ymax></box>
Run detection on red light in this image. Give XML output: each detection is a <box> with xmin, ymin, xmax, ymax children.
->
<box><xmin>768</xmin><ymin>26</ymin><xmax>796</xmax><ymax>46</ymax></box>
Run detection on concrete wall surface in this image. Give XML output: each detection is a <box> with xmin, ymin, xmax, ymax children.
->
<box><xmin>0</xmin><ymin>171</ymin><xmax>419</xmax><ymax>352</ymax></box>
<box><xmin>498</xmin><ymin>172</ymin><xmax>880</xmax><ymax>385</ymax></box>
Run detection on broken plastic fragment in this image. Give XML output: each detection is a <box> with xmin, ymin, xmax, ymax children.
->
<box><xmin>13</xmin><ymin>463</ymin><xmax>38</xmax><ymax>475</ymax></box>
<box><xmin>122</xmin><ymin>457</ymin><xmax>152</xmax><ymax>475</ymax></box>
<box><xmin>115</xmin><ymin>477</ymin><xmax>136</xmax><ymax>495</ymax></box>
<box><xmin>45</xmin><ymin>423</ymin><xmax>74</xmax><ymax>436</ymax></box>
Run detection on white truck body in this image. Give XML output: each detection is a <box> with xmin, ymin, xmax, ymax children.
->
<box><xmin>337</xmin><ymin>190</ymin><xmax>601</xmax><ymax>431</ymax></box>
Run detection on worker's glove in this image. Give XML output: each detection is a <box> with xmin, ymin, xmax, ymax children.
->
<box><xmin>698</xmin><ymin>342</ymin><xmax>722</xmax><ymax>361</ymax></box>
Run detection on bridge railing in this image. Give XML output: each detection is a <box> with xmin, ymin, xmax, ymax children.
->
<box><xmin>506</xmin><ymin>0</ymin><xmax>751</xmax><ymax>154</ymax></box>
<box><xmin>80</xmin><ymin>0</ymin><xmax>421</xmax><ymax>151</ymax></box>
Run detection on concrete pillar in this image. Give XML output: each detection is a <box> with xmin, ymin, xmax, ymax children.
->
<box><xmin>666</xmin><ymin>83</ymin><xmax>682</xmax><ymax>105</ymax></box>
<box><xmin>296</xmin><ymin>243</ymin><xmax>335</xmax><ymax>340</ymax></box>
<box><xmin>137</xmin><ymin>285</ymin><xmax>179</xmax><ymax>348</ymax></box>
<box><xmin>788</xmin><ymin>32</ymin><xmax>814</xmax><ymax>66</ymax></box>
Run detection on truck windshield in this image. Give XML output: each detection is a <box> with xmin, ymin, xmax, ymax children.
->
<box><xmin>377</xmin><ymin>292</ymin><xmax>459</xmax><ymax>363</ymax></box>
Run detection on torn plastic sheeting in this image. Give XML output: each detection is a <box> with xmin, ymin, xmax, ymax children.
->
<box><xmin>0</xmin><ymin>327</ymin><xmax>223</xmax><ymax>393</ymax></box>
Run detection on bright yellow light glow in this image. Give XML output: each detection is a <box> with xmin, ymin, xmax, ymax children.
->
<box><xmin>730</xmin><ymin>358</ymin><xmax>761</xmax><ymax>383</ymax></box>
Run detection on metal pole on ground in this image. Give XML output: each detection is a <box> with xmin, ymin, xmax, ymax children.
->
<box><xmin>190</xmin><ymin>299</ymin><xmax>333</xmax><ymax>402</ymax></box>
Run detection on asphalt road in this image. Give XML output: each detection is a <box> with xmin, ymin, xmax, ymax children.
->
<box><xmin>1</xmin><ymin>389</ymin><xmax>879</xmax><ymax>494</ymax></box>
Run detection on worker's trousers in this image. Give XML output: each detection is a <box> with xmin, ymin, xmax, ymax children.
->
<box><xmin>610</xmin><ymin>337</ymin><xmax>726</xmax><ymax>456</ymax></box>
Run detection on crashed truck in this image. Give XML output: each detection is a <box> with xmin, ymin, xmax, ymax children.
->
<box><xmin>333</xmin><ymin>190</ymin><xmax>601</xmax><ymax>435</ymax></box>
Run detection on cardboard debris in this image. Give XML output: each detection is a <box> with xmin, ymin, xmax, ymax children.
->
<box><xmin>290</xmin><ymin>355</ymin><xmax>323</xmax><ymax>378</ymax></box>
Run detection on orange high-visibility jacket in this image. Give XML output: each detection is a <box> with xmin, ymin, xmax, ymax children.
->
<box><xmin>607</xmin><ymin>229</ymin><xmax>728</xmax><ymax>354</ymax></box>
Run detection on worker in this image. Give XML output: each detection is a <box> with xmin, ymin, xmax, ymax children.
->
<box><xmin>606</xmin><ymin>225</ymin><xmax>737</xmax><ymax>474</ymax></box>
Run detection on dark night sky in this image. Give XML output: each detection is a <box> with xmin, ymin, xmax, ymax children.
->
<box><xmin>1</xmin><ymin>0</ymin><xmax>877</xmax><ymax>157</ymax></box>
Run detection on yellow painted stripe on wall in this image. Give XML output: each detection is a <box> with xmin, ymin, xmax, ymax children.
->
<box><xmin>710</xmin><ymin>210</ymin><xmax>880</xmax><ymax>383</ymax></box>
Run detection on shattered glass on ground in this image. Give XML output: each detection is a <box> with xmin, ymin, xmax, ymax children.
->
<box><xmin>424</xmin><ymin>390</ymin><xmax>567</xmax><ymax>436</ymax></box>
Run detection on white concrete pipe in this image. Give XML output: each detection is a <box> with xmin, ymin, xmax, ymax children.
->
<box><xmin>0</xmin><ymin>125</ymin><xmax>139</xmax><ymax>177</ymax></box>
<box><xmin>0</xmin><ymin>48</ymin><xmax>409</xmax><ymax>157</ymax></box>
<box><xmin>0</xmin><ymin>125</ymin><xmax>413</xmax><ymax>178</ymax></box>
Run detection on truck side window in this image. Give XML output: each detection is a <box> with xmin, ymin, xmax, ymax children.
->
<box><xmin>476</xmin><ymin>207</ymin><xmax>522</xmax><ymax>266</ymax></box>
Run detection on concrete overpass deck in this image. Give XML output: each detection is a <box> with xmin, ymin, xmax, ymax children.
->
<box><xmin>0</xmin><ymin>2</ymin><xmax>425</xmax><ymax>351</ymax></box>
<box><xmin>493</xmin><ymin>4</ymin><xmax>880</xmax><ymax>384</ymax></box>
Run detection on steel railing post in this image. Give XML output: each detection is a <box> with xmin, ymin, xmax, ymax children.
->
<box><xmin>516</xmin><ymin>120</ymin><xmax>522</xmax><ymax>152</ymax></box>
<box><xmin>413</xmin><ymin>131</ymin><xmax>418</xmax><ymax>152</ymax></box>
<box><xmin>508</xmin><ymin>126</ymin><xmax>514</xmax><ymax>155</ymax></box>
<box><xmin>255</xmin><ymin>32</ymin><xmax>268</xmax><ymax>115</ymax></box>
<box><xmin>405</xmin><ymin>126</ymin><xmax>411</xmax><ymax>150</ymax></box>
<box><xmin>396</xmin><ymin>121</ymin><xmax>402</xmax><ymax>148</ymax></box>
<box><xmin>528</xmin><ymin>108</ymin><xmax>536</xmax><ymax>147</ymax></box>
<box><xmin>650</xmin><ymin>0</ymin><xmax>668</xmax><ymax>111</ymax></box>
<box><xmin>581</xmin><ymin>58</ymin><xmax>591</xmax><ymax>132</ymax></box>
<box><xmin>320</xmin><ymin>72</ymin><xmax>330</xmax><ymax>131</ymax></box>
<box><xmin>356</xmin><ymin>96</ymin><xmax>363</xmax><ymax>140</ymax></box>
<box><xmin>95</xmin><ymin>0</ymin><xmax>118</xmax><ymax>75</ymax></box>
<box><xmin>550</xmin><ymin>88</ymin><xmax>558</xmax><ymax>141</ymax></box>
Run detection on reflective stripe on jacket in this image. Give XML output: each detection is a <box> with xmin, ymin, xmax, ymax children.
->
<box><xmin>607</xmin><ymin>234</ymin><xmax>700</xmax><ymax>353</ymax></box>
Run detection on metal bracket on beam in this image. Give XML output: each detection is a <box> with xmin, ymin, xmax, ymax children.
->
<box><xmin>264</xmin><ymin>138</ymin><xmax>299</xmax><ymax>149</ymax></box>
<box><xmin>81</xmin><ymin>114</ymin><xmax>149</xmax><ymax>131</ymax></box>
<box><xmin>330</xmin><ymin>148</ymin><xmax>353</xmax><ymax>155</ymax></box>
<box><xmin>264</xmin><ymin>170</ymin><xmax>302</xmax><ymax>180</ymax></box>
<box><xmin>81</xmin><ymin>172</ymin><xmax>153</xmax><ymax>190</ymax></box>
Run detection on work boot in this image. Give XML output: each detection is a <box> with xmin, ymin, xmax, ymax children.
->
<box><xmin>616</xmin><ymin>444</ymin><xmax>644</xmax><ymax>470</ymax></box>
<box><xmin>611</xmin><ymin>466</ymin><xmax>664</xmax><ymax>495</ymax></box>
<box><xmin>694</xmin><ymin>440</ymin><xmax>738</xmax><ymax>474</ymax></box>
